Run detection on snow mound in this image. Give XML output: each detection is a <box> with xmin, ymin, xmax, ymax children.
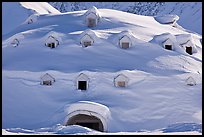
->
<box><xmin>154</xmin><ymin>14</ymin><xmax>179</xmax><ymax>24</ymax></box>
<box><xmin>151</xmin><ymin>33</ymin><xmax>186</xmax><ymax>54</ymax></box>
<box><xmin>65</xmin><ymin>101</ymin><xmax>111</xmax><ymax>132</ymax></box>
<box><xmin>20</xmin><ymin>2</ymin><xmax>60</xmax><ymax>14</ymax></box>
<box><xmin>2</xmin><ymin>2</ymin><xmax>60</xmax><ymax>35</ymax></box>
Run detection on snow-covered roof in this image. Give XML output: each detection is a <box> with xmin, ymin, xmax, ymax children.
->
<box><xmin>80</xmin><ymin>29</ymin><xmax>98</xmax><ymax>43</ymax></box>
<box><xmin>24</xmin><ymin>14</ymin><xmax>39</xmax><ymax>24</ymax></box>
<box><xmin>154</xmin><ymin>14</ymin><xmax>179</xmax><ymax>24</ymax></box>
<box><xmin>175</xmin><ymin>34</ymin><xmax>197</xmax><ymax>53</ymax></box>
<box><xmin>162</xmin><ymin>38</ymin><xmax>174</xmax><ymax>46</ymax></box>
<box><xmin>114</xmin><ymin>74</ymin><xmax>129</xmax><ymax>82</ymax></box>
<box><xmin>3</xmin><ymin>33</ymin><xmax>24</xmax><ymax>46</ymax></box>
<box><xmin>44</xmin><ymin>31</ymin><xmax>64</xmax><ymax>44</ymax></box>
<box><xmin>40</xmin><ymin>73</ymin><xmax>55</xmax><ymax>81</ymax></box>
<box><xmin>185</xmin><ymin>76</ymin><xmax>196</xmax><ymax>86</ymax></box>
<box><xmin>45</xmin><ymin>36</ymin><xmax>59</xmax><ymax>44</ymax></box>
<box><xmin>84</xmin><ymin>6</ymin><xmax>101</xmax><ymax>20</ymax></box>
<box><xmin>76</xmin><ymin>73</ymin><xmax>89</xmax><ymax>81</ymax></box>
<box><xmin>65</xmin><ymin>101</ymin><xmax>111</xmax><ymax>132</ymax></box>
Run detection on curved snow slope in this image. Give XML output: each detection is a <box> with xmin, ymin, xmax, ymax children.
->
<box><xmin>2</xmin><ymin>2</ymin><xmax>60</xmax><ymax>35</ymax></box>
<box><xmin>2</xmin><ymin>9</ymin><xmax>202</xmax><ymax>132</ymax></box>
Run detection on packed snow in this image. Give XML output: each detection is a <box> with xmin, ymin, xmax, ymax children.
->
<box><xmin>2</xmin><ymin>2</ymin><xmax>202</xmax><ymax>135</ymax></box>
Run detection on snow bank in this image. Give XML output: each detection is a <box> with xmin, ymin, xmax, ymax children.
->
<box><xmin>2</xmin><ymin>2</ymin><xmax>60</xmax><ymax>35</ymax></box>
<box><xmin>20</xmin><ymin>2</ymin><xmax>60</xmax><ymax>14</ymax></box>
<box><xmin>154</xmin><ymin>14</ymin><xmax>179</xmax><ymax>24</ymax></box>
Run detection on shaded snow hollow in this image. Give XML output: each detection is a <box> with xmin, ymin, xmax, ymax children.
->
<box><xmin>2</xmin><ymin>5</ymin><xmax>202</xmax><ymax>134</ymax></box>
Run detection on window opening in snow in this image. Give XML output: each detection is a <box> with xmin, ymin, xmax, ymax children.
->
<box><xmin>78</xmin><ymin>81</ymin><xmax>87</xmax><ymax>90</ymax></box>
<box><xmin>165</xmin><ymin>45</ymin><xmax>172</xmax><ymax>50</ymax></box>
<box><xmin>67</xmin><ymin>114</ymin><xmax>104</xmax><ymax>132</ymax></box>
<box><xmin>84</xmin><ymin>41</ymin><xmax>92</xmax><ymax>47</ymax></box>
<box><xmin>117</xmin><ymin>81</ymin><xmax>126</xmax><ymax>87</ymax></box>
<box><xmin>186</xmin><ymin>46</ymin><xmax>193</xmax><ymax>55</ymax></box>
<box><xmin>43</xmin><ymin>80</ymin><xmax>52</xmax><ymax>85</ymax></box>
<box><xmin>121</xmin><ymin>42</ymin><xmax>129</xmax><ymax>49</ymax></box>
<box><xmin>87</xmin><ymin>18</ymin><xmax>96</xmax><ymax>27</ymax></box>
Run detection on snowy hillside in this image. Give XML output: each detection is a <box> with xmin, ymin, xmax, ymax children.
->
<box><xmin>49</xmin><ymin>2</ymin><xmax>202</xmax><ymax>34</ymax></box>
<box><xmin>2</xmin><ymin>2</ymin><xmax>60</xmax><ymax>35</ymax></box>
<box><xmin>2</xmin><ymin>5</ymin><xmax>202</xmax><ymax>135</ymax></box>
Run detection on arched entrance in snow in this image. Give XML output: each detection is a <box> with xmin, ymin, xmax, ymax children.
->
<box><xmin>64</xmin><ymin>101</ymin><xmax>111</xmax><ymax>132</ymax></box>
<box><xmin>66</xmin><ymin>114</ymin><xmax>104</xmax><ymax>132</ymax></box>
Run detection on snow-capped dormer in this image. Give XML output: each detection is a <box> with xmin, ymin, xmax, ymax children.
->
<box><xmin>76</xmin><ymin>73</ymin><xmax>89</xmax><ymax>90</ymax></box>
<box><xmin>24</xmin><ymin>14</ymin><xmax>39</xmax><ymax>24</ymax></box>
<box><xmin>119</xmin><ymin>35</ymin><xmax>132</xmax><ymax>49</ymax></box>
<box><xmin>117</xmin><ymin>30</ymin><xmax>135</xmax><ymax>49</ymax></box>
<box><xmin>84</xmin><ymin>6</ymin><xmax>100</xmax><ymax>27</ymax></box>
<box><xmin>45</xmin><ymin>36</ymin><xmax>59</xmax><ymax>48</ymax></box>
<box><xmin>185</xmin><ymin>76</ymin><xmax>196</xmax><ymax>86</ymax></box>
<box><xmin>114</xmin><ymin>74</ymin><xmax>129</xmax><ymax>87</ymax></box>
<box><xmin>11</xmin><ymin>38</ymin><xmax>20</xmax><ymax>47</ymax></box>
<box><xmin>162</xmin><ymin>38</ymin><xmax>174</xmax><ymax>50</ymax></box>
<box><xmin>80</xmin><ymin>29</ymin><xmax>96</xmax><ymax>47</ymax></box>
<box><xmin>176</xmin><ymin>34</ymin><xmax>197</xmax><ymax>55</ymax></box>
<box><xmin>40</xmin><ymin>73</ymin><xmax>55</xmax><ymax>86</ymax></box>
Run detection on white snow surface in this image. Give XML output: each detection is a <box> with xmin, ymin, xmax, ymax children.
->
<box><xmin>2</xmin><ymin>2</ymin><xmax>60</xmax><ymax>35</ymax></box>
<box><xmin>2</xmin><ymin>7</ymin><xmax>202</xmax><ymax>134</ymax></box>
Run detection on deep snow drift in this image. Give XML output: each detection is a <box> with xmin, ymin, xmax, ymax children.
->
<box><xmin>2</xmin><ymin>4</ymin><xmax>202</xmax><ymax>134</ymax></box>
<box><xmin>2</xmin><ymin>2</ymin><xmax>60</xmax><ymax>35</ymax></box>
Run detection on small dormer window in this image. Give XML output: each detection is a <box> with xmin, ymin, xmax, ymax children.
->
<box><xmin>186</xmin><ymin>46</ymin><xmax>192</xmax><ymax>55</ymax></box>
<box><xmin>84</xmin><ymin>41</ymin><xmax>92</xmax><ymax>47</ymax></box>
<box><xmin>117</xmin><ymin>81</ymin><xmax>126</xmax><ymax>87</ymax></box>
<box><xmin>165</xmin><ymin>45</ymin><xmax>172</xmax><ymax>50</ymax></box>
<box><xmin>88</xmin><ymin>18</ymin><xmax>96</xmax><ymax>27</ymax></box>
<box><xmin>121</xmin><ymin>42</ymin><xmax>129</xmax><ymax>49</ymax></box>
<box><xmin>48</xmin><ymin>43</ymin><xmax>55</xmax><ymax>48</ymax></box>
<box><xmin>78</xmin><ymin>81</ymin><xmax>87</xmax><ymax>90</ymax></box>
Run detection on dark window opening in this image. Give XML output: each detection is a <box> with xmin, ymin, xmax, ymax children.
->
<box><xmin>121</xmin><ymin>42</ymin><xmax>129</xmax><ymax>49</ymax></box>
<box><xmin>76</xmin><ymin>122</ymin><xmax>99</xmax><ymax>131</ymax></box>
<box><xmin>117</xmin><ymin>81</ymin><xmax>126</xmax><ymax>87</ymax></box>
<box><xmin>48</xmin><ymin>43</ymin><xmax>55</xmax><ymax>48</ymax></box>
<box><xmin>43</xmin><ymin>81</ymin><xmax>52</xmax><ymax>85</ymax></box>
<box><xmin>84</xmin><ymin>41</ymin><xmax>92</xmax><ymax>47</ymax></box>
<box><xmin>186</xmin><ymin>47</ymin><xmax>192</xmax><ymax>55</ymax></box>
<box><xmin>165</xmin><ymin>45</ymin><xmax>172</xmax><ymax>50</ymax></box>
<box><xmin>78</xmin><ymin>81</ymin><xmax>87</xmax><ymax>90</ymax></box>
<box><xmin>88</xmin><ymin>18</ymin><xmax>96</xmax><ymax>27</ymax></box>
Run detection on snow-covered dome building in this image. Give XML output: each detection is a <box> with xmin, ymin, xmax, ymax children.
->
<box><xmin>80</xmin><ymin>29</ymin><xmax>98</xmax><ymax>47</ymax></box>
<box><xmin>40</xmin><ymin>73</ymin><xmax>55</xmax><ymax>86</ymax></box>
<box><xmin>114</xmin><ymin>74</ymin><xmax>129</xmax><ymax>87</ymax></box>
<box><xmin>76</xmin><ymin>73</ymin><xmax>89</xmax><ymax>90</ymax></box>
<box><xmin>176</xmin><ymin>34</ymin><xmax>197</xmax><ymax>55</ymax></box>
<box><xmin>65</xmin><ymin>101</ymin><xmax>111</xmax><ymax>132</ymax></box>
<box><xmin>84</xmin><ymin>6</ymin><xmax>101</xmax><ymax>27</ymax></box>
